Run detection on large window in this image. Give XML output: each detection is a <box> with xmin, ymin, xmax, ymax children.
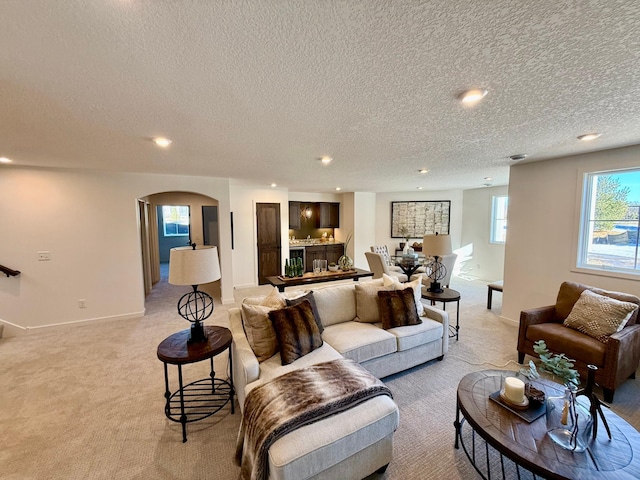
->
<box><xmin>162</xmin><ymin>205</ymin><xmax>190</xmax><ymax>236</ymax></box>
<box><xmin>577</xmin><ymin>169</ymin><xmax>640</xmax><ymax>275</ymax></box>
<box><xmin>491</xmin><ymin>195</ymin><xmax>508</xmax><ymax>244</ymax></box>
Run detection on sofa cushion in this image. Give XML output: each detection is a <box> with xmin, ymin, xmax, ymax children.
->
<box><xmin>247</xmin><ymin>342</ymin><xmax>344</xmax><ymax>395</ymax></box>
<box><xmin>286</xmin><ymin>291</ymin><xmax>323</xmax><ymax>333</ymax></box>
<box><xmin>242</xmin><ymin>303</ymin><xmax>280</xmax><ymax>362</ymax></box>
<box><xmin>526</xmin><ymin>323</ymin><xmax>606</xmax><ymax>366</ymax></box>
<box><xmin>378</xmin><ymin>288</ymin><xmax>421</xmax><ymax>330</ymax></box>
<box><xmin>563</xmin><ymin>289</ymin><xmax>638</xmax><ymax>343</ymax></box>
<box><xmin>354</xmin><ymin>282</ymin><xmax>395</xmax><ymax>323</ymax></box>
<box><xmin>382</xmin><ymin>274</ymin><xmax>424</xmax><ymax>316</ymax></box>
<box><xmin>384</xmin><ymin>318</ymin><xmax>444</xmax><ymax>352</ymax></box>
<box><xmin>312</xmin><ymin>283</ymin><xmax>360</xmax><ymax>327</ymax></box>
<box><xmin>269</xmin><ymin>300</ymin><xmax>324</xmax><ymax>365</ymax></box>
<box><xmin>322</xmin><ymin>322</ymin><xmax>397</xmax><ymax>363</ymax></box>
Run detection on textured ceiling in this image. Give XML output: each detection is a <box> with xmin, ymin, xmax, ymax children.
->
<box><xmin>1</xmin><ymin>1</ymin><xmax>640</xmax><ymax>192</ymax></box>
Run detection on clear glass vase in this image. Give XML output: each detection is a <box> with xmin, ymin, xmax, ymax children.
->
<box><xmin>338</xmin><ymin>254</ymin><xmax>353</xmax><ymax>270</ymax></box>
<box><xmin>546</xmin><ymin>387</ymin><xmax>593</xmax><ymax>452</ymax></box>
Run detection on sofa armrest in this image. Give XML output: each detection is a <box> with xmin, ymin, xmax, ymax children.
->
<box><xmin>422</xmin><ymin>304</ymin><xmax>450</xmax><ymax>355</ymax></box>
<box><xmin>229</xmin><ymin>308</ymin><xmax>260</xmax><ymax>411</ymax></box>
<box><xmin>605</xmin><ymin>324</ymin><xmax>640</xmax><ymax>387</ymax></box>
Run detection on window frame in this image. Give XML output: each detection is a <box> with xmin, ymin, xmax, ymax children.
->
<box><xmin>573</xmin><ymin>168</ymin><xmax>640</xmax><ymax>280</ymax></box>
<box><xmin>490</xmin><ymin>195</ymin><xmax>508</xmax><ymax>244</ymax></box>
<box><xmin>161</xmin><ymin>205</ymin><xmax>190</xmax><ymax>237</ymax></box>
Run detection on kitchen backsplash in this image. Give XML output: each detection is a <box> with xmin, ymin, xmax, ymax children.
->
<box><xmin>289</xmin><ymin>226</ymin><xmax>334</xmax><ymax>241</ymax></box>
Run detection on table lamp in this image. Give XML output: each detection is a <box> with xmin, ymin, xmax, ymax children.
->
<box><xmin>169</xmin><ymin>244</ymin><xmax>221</xmax><ymax>344</ymax></box>
<box><xmin>422</xmin><ymin>233</ymin><xmax>452</xmax><ymax>293</ymax></box>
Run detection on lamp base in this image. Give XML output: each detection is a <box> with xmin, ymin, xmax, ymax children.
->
<box><xmin>427</xmin><ymin>281</ymin><xmax>443</xmax><ymax>293</ymax></box>
<box><xmin>187</xmin><ymin>321</ymin><xmax>208</xmax><ymax>344</ymax></box>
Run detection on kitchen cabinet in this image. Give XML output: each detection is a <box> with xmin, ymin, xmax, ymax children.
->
<box><xmin>304</xmin><ymin>244</ymin><xmax>344</xmax><ymax>272</ymax></box>
<box><xmin>316</xmin><ymin>202</ymin><xmax>340</xmax><ymax>228</ymax></box>
<box><xmin>288</xmin><ymin>201</ymin><xmax>300</xmax><ymax>229</ymax></box>
<box><xmin>325</xmin><ymin>244</ymin><xmax>344</xmax><ymax>265</ymax></box>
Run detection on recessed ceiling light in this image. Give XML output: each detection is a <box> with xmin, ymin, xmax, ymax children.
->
<box><xmin>417</xmin><ymin>186</ymin><xmax>423</xmax><ymax>190</ymax></box>
<box><xmin>418</xmin><ymin>169</ymin><xmax>429</xmax><ymax>174</ymax></box>
<box><xmin>484</xmin><ymin>177</ymin><xmax>493</xmax><ymax>181</ymax></box>
<box><xmin>0</xmin><ymin>157</ymin><xmax>13</xmax><ymax>164</ymax></box>
<box><xmin>509</xmin><ymin>154</ymin><xmax>527</xmax><ymax>161</ymax></box>
<box><xmin>320</xmin><ymin>156</ymin><xmax>333</xmax><ymax>165</ymax></box>
<box><xmin>335</xmin><ymin>187</ymin><xmax>341</xmax><ymax>191</ymax></box>
<box><xmin>577</xmin><ymin>133</ymin><xmax>601</xmax><ymax>141</ymax></box>
<box><xmin>153</xmin><ymin>137</ymin><xmax>172</xmax><ymax>148</ymax></box>
<box><xmin>270</xmin><ymin>183</ymin><xmax>277</xmax><ymax>188</ymax></box>
<box><xmin>458</xmin><ymin>88</ymin><xmax>488</xmax><ymax>104</ymax></box>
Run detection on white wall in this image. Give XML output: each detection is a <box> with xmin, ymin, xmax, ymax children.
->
<box><xmin>460</xmin><ymin>185</ymin><xmax>508</xmax><ymax>281</ymax></box>
<box><xmin>503</xmin><ymin>145</ymin><xmax>640</xmax><ymax>323</ymax></box>
<box><xmin>353</xmin><ymin>192</ymin><xmax>377</xmax><ymax>269</ymax></box>
<box><xmin>229</xmin><ymin>184</ymin><xmax>289</xmax><ymax>289</ymax></box>
<box><xmin>0</xmin><ymin>167</ymin><xmax>232</xmax><ymax>335</ymax></box>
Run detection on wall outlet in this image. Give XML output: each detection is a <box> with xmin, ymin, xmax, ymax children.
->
<box><xmin>37</xmin><ymin>251</ymin><xmax>51</xmax><ymax>261</ymax></box>
<box><xmin>78</xmin><ymin>299</ymin><xmax>87</xmax><ymax>309</ymax></box>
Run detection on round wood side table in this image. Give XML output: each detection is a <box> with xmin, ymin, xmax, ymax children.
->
<box><xmin>421</xmin><ymin>287</ymin><xmax>461</xmax><ymax>340</ymax></box>
<box><xmin>157</xmin><ymin>325</ymin><xmax>234</xmax><ymax>442</ymax></box>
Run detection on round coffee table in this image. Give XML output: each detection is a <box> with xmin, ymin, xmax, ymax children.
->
<box><xmin>157</xmin><ymin>325</ymin><xmax>234</xmax><ymax>442</ymax></box>
<box><xmin>455</xmin><ymin>370</ymin><xmax>640</xmax><ymax>479</ymax></box>
<box><xmin>421</xmin><ymin>287</ymin><xmax>461</xmax><ymax>340</ymax></box>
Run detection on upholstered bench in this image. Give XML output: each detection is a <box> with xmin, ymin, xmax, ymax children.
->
<box><xmin>487</xmin><ymin>280</ymin><xmax>503</xmax><ymax>309</ymax></box>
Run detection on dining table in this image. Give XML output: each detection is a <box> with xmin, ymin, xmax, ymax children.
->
<box><xmin>392</xmin><ymin>255</ymin><xmax>427</xmax><ymax>278</ymax></box>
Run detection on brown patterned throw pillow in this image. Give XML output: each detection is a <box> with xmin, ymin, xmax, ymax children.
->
<box><xmin>563</xmin><ymin>289</ymin><xmax>639</xmax><ymax>343</ymax></box>
<box><xmin>286</xmin><ymin>291</ymin><xmax>324</xmax><ymax>333</ymax></box>
<box><xmin>378</xmin><ymin>287</ymin><xmax>422</xmax><ymax>330</ymax></box>
<box><xmin>269</xmin><ymin>300</ymin><xmax>323</xmax><ymax>365</ymax></box>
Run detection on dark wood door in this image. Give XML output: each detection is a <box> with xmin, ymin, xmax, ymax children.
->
<box><xmin>256</xmin><ymin>203</ymin><xmax>281</xmax><ymax>284</ymax></box>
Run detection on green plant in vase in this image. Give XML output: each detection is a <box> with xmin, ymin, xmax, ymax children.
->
<box><xmin>521</xmin><ymin>340</ymin><xmax>591</xmax><ymax>452</ymax></box>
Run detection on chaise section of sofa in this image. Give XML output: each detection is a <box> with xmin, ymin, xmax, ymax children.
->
<box><xmin>229</xmin><ymin>279</ymin><xmax>449</xmax><ymax>479</ymax></box>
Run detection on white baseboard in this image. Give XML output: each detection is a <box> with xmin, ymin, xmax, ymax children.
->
<box><xmin>0</xmin><ymin>311</ymin><xmax>145</xmax><ymax>338</ymax></box>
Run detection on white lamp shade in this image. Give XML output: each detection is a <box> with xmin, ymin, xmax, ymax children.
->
<box><xmin>422</xmin><ymin>234</ymin><xmax>452</xmax><ymax>257</ymax></box>
<box><xmin>169</xmin><ymin>245</ymin><xmax>221</xmax><ymax>286</ymax></box>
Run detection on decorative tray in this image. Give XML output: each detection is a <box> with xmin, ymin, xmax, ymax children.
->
<box><xmin>489</xmin><ymin>390</ymin><xmax>546</xmax><ymax>423</ymax></box>
<box><xmin>277</xmin><ymin>269</ymin><xmax>355</xmax><ymax>281</ymax></box>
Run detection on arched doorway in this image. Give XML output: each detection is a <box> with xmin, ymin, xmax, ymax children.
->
<box><xmin>138</xmin><ymin>191</ymin><xmax>220</xmax><ymax>304</ymax></box>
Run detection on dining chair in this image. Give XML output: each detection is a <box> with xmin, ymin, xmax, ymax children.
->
<box><xmin>370</xmin><ymin>246</ymin><xmax>405</xmax><ymax>274</ymax></box>
<box><xmin>364</xmin><ymin>252</ymin><xmax>408</xmax><ymax>282</ymax></box>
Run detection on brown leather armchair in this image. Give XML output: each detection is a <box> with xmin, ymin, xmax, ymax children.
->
<box><xmin>517</xmin><ymin>281</ymin><xmax>640</xmax><ymax>402</ymax></box>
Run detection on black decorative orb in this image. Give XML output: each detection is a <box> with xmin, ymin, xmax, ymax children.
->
<box><xmin>177</xmin><ymin>290</ymin><xmax>214</xmax><ymax>323</ymax></box>
<box><xmin>429</xmin><ymin>260</ymin><xmax>447</xmax><ymax>281</ymax></box>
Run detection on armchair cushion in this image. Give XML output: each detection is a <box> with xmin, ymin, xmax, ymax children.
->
<box><xmin>527</xmin><ymin>323</ymin><xmax>606</xmax><ymax>366</ymax></box>
<box><xmin>563</xmin><ymin>289</ymin><xmax>638</xmax><ymax>343</ymax></box>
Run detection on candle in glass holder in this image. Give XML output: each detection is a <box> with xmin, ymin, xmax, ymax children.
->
<box><xmin>504</xmin><ymin>377</ymin><xmax>525</xmax><ymax>404</ymax></box>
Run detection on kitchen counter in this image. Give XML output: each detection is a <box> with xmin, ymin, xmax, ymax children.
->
<box><xmin>289</xmin><ymin>240</ymin><xmax>344</xmax><ymax>247</ymax></box>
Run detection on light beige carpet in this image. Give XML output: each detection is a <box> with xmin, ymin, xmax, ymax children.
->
<box><xmin>1</xmin><ymin>274</ymin><xmax>638</xmax><ymax>480</ymax></box>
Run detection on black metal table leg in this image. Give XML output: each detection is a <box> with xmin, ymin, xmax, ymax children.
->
<box><xmin>229</xmin><ymin>345</ymin><xmax>235</xmax><ymax>414</ymax></box>
<box><xmin>177</xmin><ymin>364</ymin><xmax>187</xmax><ymax>443</ymax></box>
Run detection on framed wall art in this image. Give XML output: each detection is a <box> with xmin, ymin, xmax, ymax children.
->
<box><xmin>391</xmin><ymin>201</ymin><xmax>451</xmax><ymax>238</ymax></box>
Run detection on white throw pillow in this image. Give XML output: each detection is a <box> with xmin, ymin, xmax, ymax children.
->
<box><xmin>382</xmin><ymin>274</ymin><xmax>424</xmax><ymax>316</ymax></box>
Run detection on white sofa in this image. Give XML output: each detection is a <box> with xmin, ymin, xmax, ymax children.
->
<box><xmin>229</xmin><ymin>279</ymin><xmax>450</xmax><ymax>480</ymax></box>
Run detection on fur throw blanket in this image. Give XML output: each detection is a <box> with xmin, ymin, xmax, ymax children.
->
<box><xmin>235</xmin><ymin>358</ymin><xmax>393</xmax><ymax>480</ymax></box>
